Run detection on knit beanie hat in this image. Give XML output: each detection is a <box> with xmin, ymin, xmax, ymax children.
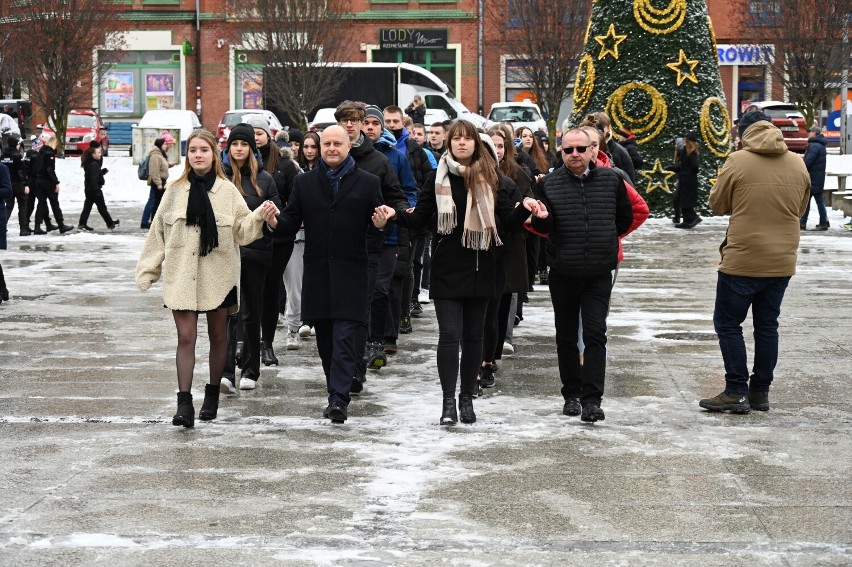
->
<box><xmin>227</xmin><ymin>123</ymin><xmax>257</xmax><ymax>152</ymax></box>
<box><xmin>244</xmin><ymin>114</ymin><xmax>272</xmax><ymax>141</ymax></box>
<box><xmin>737</xmin><ymin>110</ymin><xmax>771</xmax><ymax>138</ymax></box>
<box><xmin>288</xmin><ymin>129</ymin><xmax>304</xmax><ymax>145</ymax></box>
<box><xmin>364</xmin><ymin>105</ymin><xmax>384</xmax><ymax>124</ymax></box>
<box><xmin>274</xmin><ymin>130</ymin><xmax>290</xmax><ymax>149</ymax></box>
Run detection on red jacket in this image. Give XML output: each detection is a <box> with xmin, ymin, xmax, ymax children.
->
<box><xmin>596</xmin><ymin>150</ymin><xmax>648</xmax><ymax>262</ymax></box>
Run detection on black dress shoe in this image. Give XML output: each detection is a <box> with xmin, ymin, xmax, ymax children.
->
<box><xmin>674</xmin><ymin>222</ymin><xmax>690</xmax><ymax>229</ymax></box>
<box><xmin>327</xmin><ymin>403</ymin><xmax>347</xmax><ymax>423</ymax></box>
<box><xmin>350</xmin><ymin>377</ymin><xmax>363</xmax><ymax>394</ymax></box>
<box><xmin>563</xmin><ymin>398</ymin><xmax>581</xmax><ymax>416</ymax></box>
<box><xmin>45</xmin><ymin>223</ymin><xmax>58</xmax><ymax>232</ymax></box>
<box><xmin>260</xmin><ymin>341</ymin><xmax>278</xmax><ymax>366</ymax></box>
<box><xmin>33</xmin><ymin>228</ymin><xmax>47</xmax><ymax>235</ymax></box>
<box><xmin>688</xmin><ymin>217</ymin><xmax>703</xmax><ymax>228</ymax></box>
<box><xmin>323</xmin><ymin>405</ymin><xmax>331</xmax><ymax>418</ymax></box>
<box><xmin>78</xmin><ymin>225</ymin><xmax>94</xmax><ymax>232</ymax></box>
<box><xmin>58</xmin><ymin>224</ymin><xmax>75</xmax><ymax>233</ymax></box>
<box><xmin>20</xmin><ymin>229</ymin><xmax>32</xmax><ymax>236</ymax></box>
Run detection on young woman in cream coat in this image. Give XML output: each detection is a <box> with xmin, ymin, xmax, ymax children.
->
<box><xmin>136</xmin><ymin>129</ymin><xmax>276</xmax><ymax>428</ymax></box>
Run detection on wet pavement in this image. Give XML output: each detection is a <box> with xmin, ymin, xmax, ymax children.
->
<box><xmin>1</xmin><ymin>206</ymin><xmax>851</xmax><ymax>565</ymax></box>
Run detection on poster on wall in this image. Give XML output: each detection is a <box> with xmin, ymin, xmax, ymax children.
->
<box><xmin>104</xmin><ymin>72</ymin><xmax>135</xmax><ymax>113</ymax></box>
<box><xmin>242</xmin><ymin>74</ymin><xmax>263</xmax><ymax>109</ymax></box>
<box><xmin>146</xmin><ymin>73</ymin><xmax>175</xmax><ymax>110</ymax></box>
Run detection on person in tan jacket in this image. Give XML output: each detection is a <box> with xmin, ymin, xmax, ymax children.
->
<box><xmin>700</xmin><ymin>112</ymin><xmax>810</xmax><ymax>414</ymax></box>
<box><xmin>136</xmin><ymin>129</ymin><xmax>277</xmax><ymax>429</ymax></box>
<box><xmin>147</xmin><ymin>132</ymin><xmax>175</xmax><ymax>222</ymax></box>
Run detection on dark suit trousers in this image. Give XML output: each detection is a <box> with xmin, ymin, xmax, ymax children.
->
<box><xmin>548</xmin><ymin>269</ymin><xmax>613</xmax><ymax>405</ymax></box>
<box><xmin>314</xmin><ymin>319</ymin><xmax>359</xmax><ymax>407</ymax></box>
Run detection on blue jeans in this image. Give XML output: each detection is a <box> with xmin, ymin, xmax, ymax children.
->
<box><xmin>140</xmin><ymin>187</ymin><xmax>155</xmax><ymax>226</ymax></box>
<box><xmin>800</xmin><ymin>193</ymin><xmax>828</xmax><ymax>226</ymax></box>
<box><xmin>713</xmin><ymin>272</ymin><xmax>790</xmax><ymax>394</ymax></box>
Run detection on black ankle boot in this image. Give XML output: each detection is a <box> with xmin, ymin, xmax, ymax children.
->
<box><xmin>440</xmin><ymin>397</ymin><xmax>457</xmax><ymax>425</ymax></box>
<box><xmin>172</xmin><ymin>392</ymin><xmax>195</xmax><ymax>428</ymax></box>
<box><xmin>235</xmin><ymin>341</ymin><xmax>245</xmax><ymax>368</ymax></box>
<box><xmin>198</xmin><ymin>384</ymin><xmax>220</xmax><ymax>421</ymax></box>
<box><xmin>260</xmin><ymin>341</ymin><xmax>278</xmax><ymax>366</ymax></box>
<box><xmin>458</xmin><ymin>392</ymin><xmax>476</xmax><ymax>423</ymax></box>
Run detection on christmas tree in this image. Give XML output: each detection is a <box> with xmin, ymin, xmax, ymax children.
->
<box><xmin>570</xmin><ymin>0</ymin><xmax>731</xmax><ymax>215</ymax></box>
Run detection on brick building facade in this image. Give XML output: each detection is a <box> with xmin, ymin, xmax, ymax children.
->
<box><xmin>67</xmin><ymin>0</ymin><xmax>785</xmax><ymax>132</ymax></box>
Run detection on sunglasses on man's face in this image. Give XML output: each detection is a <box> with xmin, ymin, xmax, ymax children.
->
<box><xmin>562</xmin><ymin>145</ymin><xmax>589</xmax><ymax>155</ymax></box>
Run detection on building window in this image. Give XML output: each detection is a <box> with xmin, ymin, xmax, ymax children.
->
<box><xmin>748</xmin><ymin>0</ymin><xmax>782</xmax><ymax>27</ymax></box>
<box><xmin>99</xmin><ymin>50</ymin><xmax>181</xmax><ymax>118</ymax></box>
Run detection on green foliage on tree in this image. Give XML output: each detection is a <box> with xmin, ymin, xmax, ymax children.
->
<box><xmin>569</xmin><ymin>0</ymin><xmax>731</xmax><ymax>215</ymax></box>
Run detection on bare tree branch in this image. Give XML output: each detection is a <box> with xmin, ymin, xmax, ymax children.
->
<box><xmin>229</xmin><ymin>0</ymin><xmax>353</xmax><ymax>130</ymax></box>
<box><xmin>1</xmin><ymin>0</ymin><xmax>125</xmax><ymax>156</ymax></box>
<box><xmin>733</xmin><ymin>0</ymin><xmax>852</xmax><ymax>125</ymax></box>
<box><xmin>487</xmin><ymin>0</ymin><xmax>592</xmax><ymax>138</ymax></box>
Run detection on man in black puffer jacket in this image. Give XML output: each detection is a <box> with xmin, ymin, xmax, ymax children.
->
<box><xmin>532</xmin><ymin>128</ymin><xmax>633</xmax><ymax>424</ymax></box>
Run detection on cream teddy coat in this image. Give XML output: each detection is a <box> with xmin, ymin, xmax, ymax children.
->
<box><xmin>136</xmin><ymin>175</ymin><xmax>266</xmax><ymax>312</ymax></box>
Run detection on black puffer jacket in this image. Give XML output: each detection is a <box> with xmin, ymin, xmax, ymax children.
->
<box><xmin>0</xmin><ymin>150</ymin><xmax>24</xmax><ymax>189</ymax></box>
<box><xmin>82</xmin><ymin>158</ymin><xmax>105</xmax><ymax>194</ymax></box>
<box><xmin>34</xmin><ymin>145</ymin><xmax>59</xmax><ymax>186</ymax></box>
<box><xmin>531</xmin><ymin>163</ymin><xmax>633</xmax><ymax>278</ymax></box>
<box><xmin>349</xmin><ymin>134</ymin><xmax>408</xmax><ymax>252</ymax></box>
<box><xmin>607</xmin><ymin>139</ymin><xmax>636</xmax><ymax>184</ymax></box>
<box><xmin>224</xmin><ymin>163</ymin><xmax>283</xmax><ymax>266</ymax></box>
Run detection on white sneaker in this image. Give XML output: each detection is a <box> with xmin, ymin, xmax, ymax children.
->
<box><xmin>418</xmin><ymin>290</ymin><xmax>431</xmax><ymax>304</ymax></box>
<box><xmin>502</xmin><ymin>342</ymin><xmax>515</xmax><ymax>356</ymax></box>
<box><xmin>286</xmin><ymin>331</ymin><xmax>301</xmax><ymax>350</ymax></box>
<box><xmin>298</xmin><ymin>324</ymin><xmax>312</xmax><ymax>338</ymax></box>
<box><xmin>239</xmin><ymin>377</ymin><xmax>256</xmax><ymax>390</ymax></box>
<box><xmin>220</xmin><ymin>377</ymin><xmax>236</xmax><ymax>394</ymax></box>
<box><xmin>277</xmin><ymin>313</ymin><xmax>286</xmax><ymax>328</ymax></box>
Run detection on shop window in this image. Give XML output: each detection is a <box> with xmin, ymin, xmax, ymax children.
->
<box><xmin>99</xmin><ymin>50</ymin><xmax>181</xmax><ymax>118</ymax></box>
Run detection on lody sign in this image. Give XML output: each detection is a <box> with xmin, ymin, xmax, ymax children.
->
<box><xmin>379</xmin><ymin>28</ymin><xmax>448</xmax><ymax>50</ymax></box>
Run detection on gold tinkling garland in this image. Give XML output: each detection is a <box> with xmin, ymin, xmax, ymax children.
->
<box><xmin>633</xmin><ymin>0</ymin><xmax>687</xmax><ymax>35</ymax></box>
<box><xmin>700</xmin><ymin>97</ymin><xmax>732</xmax><ymax>158</ymax></box>
<box><xmin>708</xmin><ymin>16</ymin><xmax>718</xmax><ymax>55</ymax></box>
<box><xmin>639</xmin><ymin>158</ymin><xmax>676</xmax><ymax>194</ymax></box>
<box><xmin>573</xmin><ymin>55</ymin><xmax>596</xmax><ymax>114</ymax></box>
<box><xmin>666</xmin><ymin>49</ymin><xmax>699</xmax><ymax>86</ymax></box>
<box><xmin>606</xmin><ymin>82</ymin><xmax>668</xmax><ymax>144</ymax></box>
<box><xmin>595</xmin><ymin>23</ymin><xmax>628</xmax><ymax>60</ymax></box>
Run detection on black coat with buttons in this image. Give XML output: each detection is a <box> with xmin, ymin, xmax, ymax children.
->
<box><xmin>272</xmin><ymin>163</ymin><xmax>383</xmax><ymax>323</ymax></box>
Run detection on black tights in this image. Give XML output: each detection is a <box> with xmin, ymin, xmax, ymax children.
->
<box><xmin>433</xmin><ymin>297</ymin><xmax>489</xmax><ymax>397</ymax></box>
<box><xmin>172</xmin><ymin>308</ymin><xmax>229</xmax><ymax>392</ymax></box>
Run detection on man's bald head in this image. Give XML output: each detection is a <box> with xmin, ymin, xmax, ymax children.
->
<box><xmin>320</xmin><ymin>125</ymin><xmax>352</xmax><ymax>169</ymax></box>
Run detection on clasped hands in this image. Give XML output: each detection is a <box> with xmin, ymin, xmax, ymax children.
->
<box><xmin>371</xmin><ymin>197</ymin><xmax>548</xmax><ymax>227</ymax></box>
<box><xmin>260</xmin><ymin>200</ymin><xmax>280</xmax><ymax>228</ymax></box>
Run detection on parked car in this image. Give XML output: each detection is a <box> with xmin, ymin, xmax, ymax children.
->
<box><xmin>486</xmin><ymin>100</ymin><xmax>547</xmax><ymax>134</ymax></box>
<box><xmin>217</xmin><ymin>109</ymin><xmax>284</xmax><ymax>141</ymax></box>
<box><xmin>40</xmin><ymin>109</ymin><xmax>110</xmax><ymax>155</ymax></box>
<box><xmin>308</xmin><ymin>108</ymin><xmax>338</xmax><ymax>132</ymax></box>
<box><xmin>135</xmin><ymin>109</ymin><xmax>202</xmax><ymax>156</ymax></box>
<box><xmin>745</xmin><ymin>101</ymin><xmax>808</xmax><ymax>152</ymax></box>
<box><xmin>423</xmin><ymin>108</ymin><xmax>450</xmax><ymax>125</ymax></box>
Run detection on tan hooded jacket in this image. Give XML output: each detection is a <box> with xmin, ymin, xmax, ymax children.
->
<box><xmin>709</xmin><ymin>121</ymin><xmax>810</xmax><ymax>277</ymax></box>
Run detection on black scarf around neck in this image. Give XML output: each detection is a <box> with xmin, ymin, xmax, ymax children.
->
<box><xmin>186</xmin><ymin>169</ymin><xmax>219</xmax><ymax>257</ymax></box>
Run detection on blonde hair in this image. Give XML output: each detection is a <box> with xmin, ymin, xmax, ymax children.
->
<box><xmin>175</xmin><ymin>129</ymin><xmax>227</xmax><ymax>185</ymax></box>
<box><xmin>41</xmin><ymin>133</ymin><xmax>57</xmax><ymax>150</ymax></box>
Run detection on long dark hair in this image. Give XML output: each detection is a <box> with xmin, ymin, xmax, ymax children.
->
<box><xmin>297</xmin><ymin>132</ymin><xmax>321</xmax><ymax>170</ymax></box>
<box><xmin>80</xmin><ymin>146</ymin><xmax>98</xmax><ymax>168</ymax></box>
<box><xmin>447</xmin><ymin>119</ymin><xmax>498</xmax><ymax>198</ymax></box>
<box><xmin>515</xmin><ymin>126</ymin><xmax>550</xmax><ymax>174</ymax></box>
<box><xmin>486</xmin><ymin>127</ymin><xmax>522</xmax><ymax>180</ymax></box>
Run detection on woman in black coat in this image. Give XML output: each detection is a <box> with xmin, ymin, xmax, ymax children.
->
<box><xmin>405</xmin><ymin>95</ymin><xmax>427</xmax><ymax>125</ymax></box>
<box><xmin>78</xmin><ymin>143</ymin><xmax>117</xmax><ymax>230</ymax></box>
<box><xmin>380</xmin><ymin>120</ymin><xmax>547</xmax><ymax>425</ymax></box>
<box><xmin>220</xmin><ymin>123</ymin><xmax>283</xmax><ymax>392</ymax></box>
<box><xmin>671</xmin><ymin>132</ymin><xmax>701</xmax><ymax>229</ymax></box>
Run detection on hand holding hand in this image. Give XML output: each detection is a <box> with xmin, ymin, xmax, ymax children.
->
<box><xmin>523</xmin><ymin>198</ymin><xmax>549</xmax><ymax>219</ymax></box>
<box><xmin>372</xmin><ymin>205</ymin><xmax>394</xmax><ymax>229</ymax></box>
<box><xmin>261</xmin><ymin>200</ymin><xmax>280</xmax><ymax>228</ymax></box>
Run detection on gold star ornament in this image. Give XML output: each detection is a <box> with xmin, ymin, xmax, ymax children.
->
<box><xmin>666</xmin><ymin>49</ymin><xmax>699</xmax><ymax>86</ymax></box>
<box><xmin>595</xmin><ymin>24</ymin><xmax>627</xmax><ymax>60</ymax></box>
<box><xmin>640</xmin><ymin>159</ymin><xmax>676</xmax><ymax>193</ymax></box>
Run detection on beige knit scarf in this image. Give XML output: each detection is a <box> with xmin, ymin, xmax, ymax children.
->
<box><xmin>435</xmin><ymin>153</ymin><xmax>502</xmax><ymax>250</ymax></box>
